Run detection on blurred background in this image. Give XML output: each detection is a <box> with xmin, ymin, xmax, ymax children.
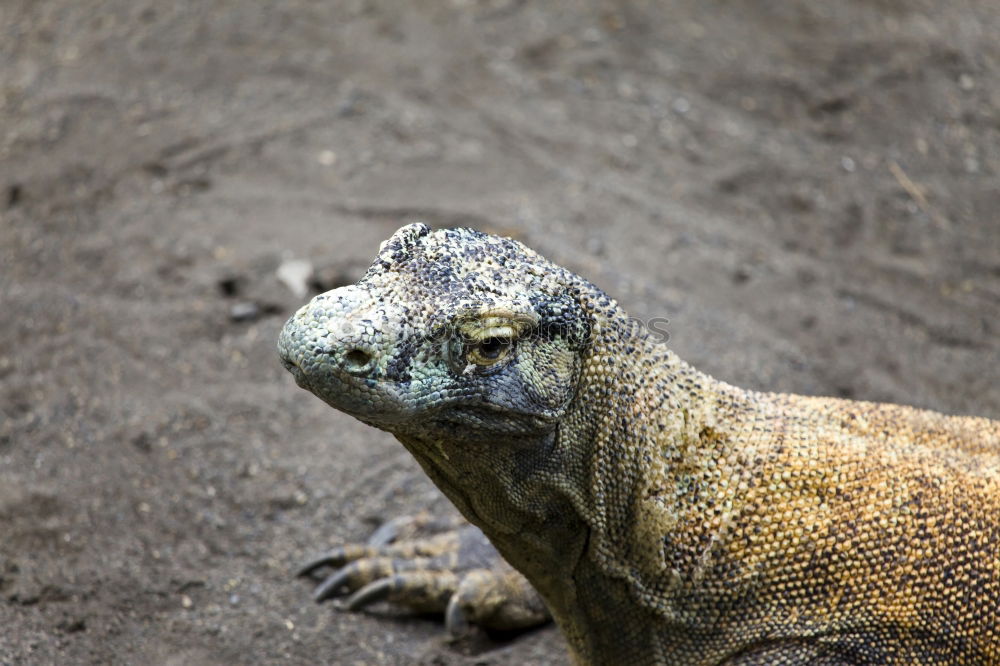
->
<box><xmin>2</xmin><ymin>1</ymin><xmax>998</xmax><ymax>664</ymax></box>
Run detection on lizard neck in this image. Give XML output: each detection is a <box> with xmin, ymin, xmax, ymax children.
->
<box><xmin>565</xmin><ymin>314</ymin><xmax>744</xmax><ymax>562</ymax></box>
<box><xmin>548</xmin><ymin>312</ymin><xmax>767</xmax><ymax>657</ymax></box>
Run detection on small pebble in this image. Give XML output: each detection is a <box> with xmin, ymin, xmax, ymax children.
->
<box><xmin>277</xmin><ymin>258</ymin><xmax>314</xmax><ymax>298</ymax></box>
<box><xmin>230</xmin><ymin>302</ymin><xmax>260</xmax><ymax>322</ymax></box>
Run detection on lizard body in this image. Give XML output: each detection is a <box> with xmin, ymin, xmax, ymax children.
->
<box><xmin>279</xmin><ymin>224</ymin><xmax>1000</xmax><ymax>665</ymax></box>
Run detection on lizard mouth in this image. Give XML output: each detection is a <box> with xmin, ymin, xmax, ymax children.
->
<box><xmin>429</xmin><ymin>403</ymin><xmax>559</xmax><ymax>437</ymax></box>
<box><xmin>290</xmin><ymin>363</ymin><xmax>429</xmax><ymax>427</ymax></box>
<box><xmin>280</xmin><ymin>356</ymin><xmax>314</xmax><ymax>392</ymax></box>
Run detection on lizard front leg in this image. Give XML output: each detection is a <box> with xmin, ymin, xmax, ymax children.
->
<box><xmin>297</xmin><ymin>514</ymin><xmax>551</xmax><ymax>636</ymax></box>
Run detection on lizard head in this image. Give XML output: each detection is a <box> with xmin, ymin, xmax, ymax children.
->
<box><xmin>278</xmin><ymin>223</ymin><xmax>596</xmax><ymax>444</ymax></box>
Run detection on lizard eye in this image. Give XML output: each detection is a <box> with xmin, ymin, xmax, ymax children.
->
<box><xmin>451</xmin><ymin>311</ymin><xmax>534</xmax><ymax>372</ymax></box>
<box><xmin>467</xmin><ymin>336</ymin><xmax>513</xmax><ymax>366</ymax></box>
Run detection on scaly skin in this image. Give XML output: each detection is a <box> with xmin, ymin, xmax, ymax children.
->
<box><xmin>279</xmin><ymin>223</ymin><xmax>1000</xmax><ymax>665</ymax></box>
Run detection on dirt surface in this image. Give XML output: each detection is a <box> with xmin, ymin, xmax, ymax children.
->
<box><xmin>2</xmin><ymin>1</ymin><xmax>999</xmax><ymax>664</ymax></box>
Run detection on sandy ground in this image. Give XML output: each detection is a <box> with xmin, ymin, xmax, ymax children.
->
<box><xmin>2</xmin><ymin>1</ymin><xmax>999</xmax><ymax>664</ymax></box>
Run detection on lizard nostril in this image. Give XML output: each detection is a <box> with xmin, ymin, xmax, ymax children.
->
<box><xmin>343</xmin><ymin>348</ymin><xmax>373</xmax><ymax>372</ymax></box>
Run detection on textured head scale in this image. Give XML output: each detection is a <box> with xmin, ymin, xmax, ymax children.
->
<box><xmin>278</xmin><ymin>224</ymin><xmax>599</xmax><ymax>441</ymax></box>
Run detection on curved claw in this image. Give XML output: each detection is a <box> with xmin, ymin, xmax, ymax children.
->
<box><xmin>345</xmin><ymin>577</ymin><xmax>395</xmax><ymax>611</ymax></box>
<box><xmin>313</xmin><ymin>566</ymin><xmax>354</xmax><ymax>602</ymax></box>
<box><xmin>296</xmin><ymin>543</ymin><xmax>380</xmax><ymax>578</ymax></box>
<box><xmin>296</xmin><ymin>548</ymin><xmax>348</xmax><ymax>578</ymax></box>
<box><xmin>366</xmin><ymin>517</ymin><xmax>409</xmax><ymax>547</ymax></box>
<box><xmin>445</xmin><ymin>594</ymin><xmax>470</xmax><ymax>638</ymax></box>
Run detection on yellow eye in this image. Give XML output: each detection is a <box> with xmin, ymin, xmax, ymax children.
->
<box><xmin>468</xmin><ymin>336</ymin><xmax>513</xmax><ymax>365</ymax></box>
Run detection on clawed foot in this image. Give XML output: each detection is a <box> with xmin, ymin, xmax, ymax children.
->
<box><xmin>297</xmin><ymin>513</ymin><xmax>550</xmax><ymax>636</ymax></box>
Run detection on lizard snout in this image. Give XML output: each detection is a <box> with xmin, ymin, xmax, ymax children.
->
<box><xmin>279</xmin><ymin>285</ymin><xmax>395</xmax><ymax>382</ymax></box>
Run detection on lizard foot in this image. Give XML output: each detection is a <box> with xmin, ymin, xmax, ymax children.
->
<box><xmin>297</xmin><ymin>514</ymin><xmax>550</xmax><ymax>636</ymax></box>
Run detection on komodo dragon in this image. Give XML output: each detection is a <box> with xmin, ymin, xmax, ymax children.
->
<box><xmin>278</xmin><ymin>223</ymin><xmax>1000</xmax><ymax>665</ymax></box>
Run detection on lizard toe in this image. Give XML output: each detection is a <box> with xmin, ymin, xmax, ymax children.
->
<box><xmin>311</xmin><ymin>555</ymin><xmax>442</xmax><ymax>603</ymax></box>
<box><xmin>347</xmin><ymin>571</ymin><xmax>460</xmax><ymax>614</ymax></box>
<box><xmin>446</xmin><ymin>568</ymin><xmax>551</xmax><ymax>634</ymax></box>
